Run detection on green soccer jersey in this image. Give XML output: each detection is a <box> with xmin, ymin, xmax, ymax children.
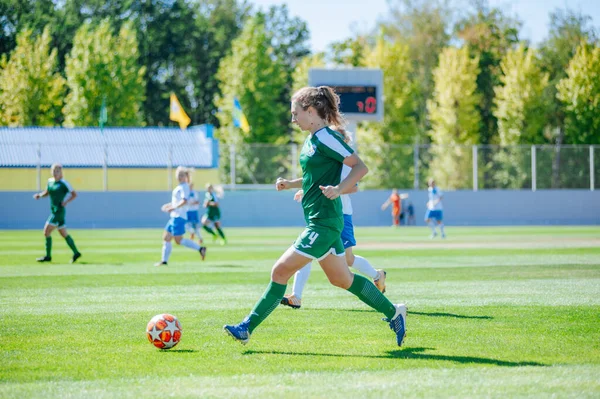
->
<box><xmin>299</xmin><ymin>127</ymin><xmax>354</xmax><ymax>222</ymax></box>
<box><xmin>204</xmin><ymin>191</ymin><xmax>221</xmax><ymax>220</ymax></box>
<box><xmin>47</xmin><ymin>178</ymin><xmax>73</xmax><ymax>213</ymax></box>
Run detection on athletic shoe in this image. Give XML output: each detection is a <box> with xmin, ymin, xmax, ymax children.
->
<box><xmin>36</xmin><ymin>256</ymin><xmax>51</xmax><ymax>262</ymax></box>
<box><xmin>384</xmin><ymin>304</ymin><xmax>407</xmax><ymax>347</ymax></box>
<box><xmin>374</xmin><ymin>269</ymin><xmax>387</xmax><ymax>293</ymax></box>
<box><xmin>154</xmin><ymin>261</ymin><xmax>167</xmax><ymax>267</ymax></box>
<box><xmin>430</xmin><ymin>232</ymin><xmax>438</xmax><ymax>239</ymax></box>
<box><xmin>280</xmin><ymin>294</ymin><xmax>302</xmax><ymax>309</ymax></box>
<box><xmin>219</xmin><ymin>238</ymin><xmax>227</xmax><ymax>246</ymax></box>
<box><xmin>441</xmin><ymin>233</ymin><xmax>446</xmax><ymax>239</ymax></box>
<box><xmin>199</xmin><ymin>246</ymin><xmax>207</xmax><ymax>260</ymax></box>
<box><xmin>71</xmin><ymin>252</ymin><xmax>82</xmax><ymax>264</ymax></box>
<box><xmin>212</xmin><ymin>235</ymin><xmax>218</xmax><ymax>243</ymax></box>
<box><xmin>223</xmin><ymin>318</ymin><xmax>251</xmax><ymax>345</ymax></box>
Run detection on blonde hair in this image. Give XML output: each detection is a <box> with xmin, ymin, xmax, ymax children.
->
<box><xmin>292</xmin><ymin>86</ymin><xmax>351</xmax><ymax>143</ymax></box>
<box><xmin>175</xmin><ymin>166</ymin><xmax>189</xmax><ymax>180</ymax></box>
<box><xmin>206</xmin><ymin>183</ymin><xmax>224</xmax><ymax>198</ymax></box>
<box><xmin>51</xmin><ymin>163</ymin><xmax>62</xmax><ymax>173</ymax></box>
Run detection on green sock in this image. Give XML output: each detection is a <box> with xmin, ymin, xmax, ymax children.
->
<box><xmin>203</xmin><ymin>226</ymin><xmax>216</xmax><ymax>236</ymax></box>
<box><xmin>247</xmin><ymin>281</ymin><xmax>287</xmax><ymax>333</ymax></box>
<box><xmin>45</xmin><ymin>236</ymin><xmax>52</xmax><ymax>258</ymax></box>
<box><xmin>347</xmin><ymin>274</ymin><xmax>396</xmax><ymax>319</ymax></box>
<box><xmin>216</xmin><ymin>226</ymin><xmax>226</xmax><ymax>239</ymax></box>
<box><xmin>65</xmin><ymin>235</ymin><xmax>79</xmax><ymax>254</ymax></box>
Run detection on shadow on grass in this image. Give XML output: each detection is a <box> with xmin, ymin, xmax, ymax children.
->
<box><xmin>160</xmin><ymin>349</ymin><xmax>197</xmax><ymax>353</ymax></box>
<box><xmin>409</xmin><ymin>311</ymin><xmax>493</xmax><ymax>320</ymax></box>
<box><xmin>310</xmin><ymin>309</ymin><xmax>492</xmax><ymax>320</ymax></box>
<box><xmin>243</xmin><ymin>347</ymin><xmax>545</xmax><ymax>367</ymax></box>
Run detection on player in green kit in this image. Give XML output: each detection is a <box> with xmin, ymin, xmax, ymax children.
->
<box><xmin>201</xmin><ymin>183</ymin><xmax>226</xmax><ymax>244</ymax></box>
<box><xmin>33</xmin><ymin>164</ymin><xmax>82</xmax><ymax>263</ymax></box>
<box><xmin>224</xmin><ymin>86</ymin><xmax>407</xmax><ymax>347</ymax></box>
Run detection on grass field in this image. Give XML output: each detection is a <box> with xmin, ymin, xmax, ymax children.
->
<box><xmin>1</xmin><ymin>226</ymin><xmax>599</xmax><ymax>398</ymax></box>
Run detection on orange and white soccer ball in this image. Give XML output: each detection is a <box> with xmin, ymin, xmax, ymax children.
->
<box><xmin>146</xmin><ymin>314</ymin><xmax>182</xmax><ymax>349</ymax></box>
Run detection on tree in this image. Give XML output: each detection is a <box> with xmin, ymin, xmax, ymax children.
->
<box><xmin>360</xmin><ymin>36</ymin><xmax>419</xmax><ymax>189</ymax></box>
<box><xmin>0</xmin><ymin>0</ymin><xmax>57</xmax><ymax>58</ymax></box>
<box><xmin>427</xmin><ymin>47</ymin><xmax>481</xmax><ymax>189</ymax></box>
<box><xmin>557</xmin><ymin>43</ymin><xmax>600</xmax><ymax>144</ymax></box>
<box><xmin>492</xmin><ymin>44</ymin><xmax>549</xmax><ymax>188</ymax></box>
<box><xmin>63</xmin><ymin>19</ymin><xmax>145</xmax><ymax>127</ymax></box>
<box><xmin>378</xmin><ymin>0</ymin><xmax>452</xmax><ymax>138</ymax></box>
<box><xmin>0</xmin><ymin>26</ymin><xmax>65</xmax><ymax>126</ymax></box>
<box><xmin>216</xmin><ymin>15</ymin><xmax>288</xmax><ymax>183</ymax></box>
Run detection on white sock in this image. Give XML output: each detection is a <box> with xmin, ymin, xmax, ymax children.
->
<box><xmin>194</xmin><ymin>227</ymin><xmax>203</xmax><ymax>241</ymax></box>
<box><xmin>180</xmin><ymin>238</ymin><xmax>201</xmax><ymax>251</ymax></box>
<box><xmin>292</xmin><ymin>263</ymin><xmax>312</xmax><ymax>299</ymax></box>
<box><xmin>161</xmin><ymin>241</ymin><xmax>172</xmax><ymax>263</ymax></box>
<box><xmin>350</xmin><ymin>255</ymin><xmax>379</xmax><ymax>279</ymax></box>
<box><xmin>429</xmin><ymin>220</ymin><xmax>437</xmax><ymax>234</ymax></box>
<box><xmin>439</xmin><ymin>223</ymin><xmax>445</xmax><ymax>235</ymax></box>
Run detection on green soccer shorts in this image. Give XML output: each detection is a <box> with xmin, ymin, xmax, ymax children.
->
<box><xmin>293</xmin><ymin>218</ymin><xmax>345</xmax><ymax>261</ymax></box>
<box><xmin>46</xmin><ymin>209</ymin><xmax>66</xmax><ymax>228</ymax></box>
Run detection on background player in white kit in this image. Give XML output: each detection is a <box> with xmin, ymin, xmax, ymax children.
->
<box><xmin>185</xmin><ymin>180</ymin><xmax>204</xmax><ymax>245</ymax></box>
<box><xmin>281</xmin><ymin>151</ymin><xmax>387</xmax><ymax>309</ymax></box>
<box><xmin>425</xmin><ymin>178</ymin><xmax>446</xmax><ymax>239</ymax></box>
<box><xmin>155</xmin><ymin>166</ymin><xmax>207</xmax><ymax>266</ymax></box>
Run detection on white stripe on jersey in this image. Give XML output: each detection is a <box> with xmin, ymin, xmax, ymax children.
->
<box><xmin>315</xmin><ymin>129</ymin><xmax>352</xmax><ymax>158</ymax></box>
<box><xmin>60</xmin><ymin>179</ymin><xmax>73</xmax><ymax>193</ymax></box>
<box><xmin>340</xmin><ymin>165</ymin><xmax>353</xmax><ymax>215</ymax></box>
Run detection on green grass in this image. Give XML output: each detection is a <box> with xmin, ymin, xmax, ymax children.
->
<box><xmin>1</xmin><ymin>226</ymin><xmax>599</xmax><ymax>398</ymax></box>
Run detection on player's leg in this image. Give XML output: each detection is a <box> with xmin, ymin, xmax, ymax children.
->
<box><xmin>201</xmin><ymin>215</ymin><xmax>217</xmax><ymax>237</ymax></box>
<box><xmin>319</xmin><ymin>250</ymin><xmax>407</xmax><ymax>346</ymax></box>
<box><xmin>214</xmin><ymin>220</ymin><xmax>226</xmax><ymax>243</ymax></box>
<box><xmin>437</xmin><ymin>212</ymin><xmax>446</xmax><ymax>238</ymax></box>
<box><xmin>281</xmin><ymin>262</ymin><xmax>311</xmax><ymax>309</ymax></box>
<box><xmin>224</xmin><ymin>246</ymin><xmax>311</xmax><ymax>344</ymax></box>
<box><xmin>173</xmin><ymin>218</ymin><xmax>207</xmax><ymax>260</ymax></box>
<box><xmin>37</xmin><ymin>221</ymin><xmax>56</xmax><ymax>262</ymax></box>
<box><xmin>58</xmin><ymin>225</ymin><xmax>81</xmax><ymax>263</ymax></box>
<box><xmin>425</xmin><ymin>210</ymin><xmax>437</xmax><ymax>238</ymax></box>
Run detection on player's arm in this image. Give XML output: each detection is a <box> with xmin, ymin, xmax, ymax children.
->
<box><xmin>61</xmin><ymin>190</ymin><xmax>77</xmax><ymax>207</ymax></box>
<box><xmin>276</xmin><ymin>177</ymin><xmax>303</xmax><ymax>191</ymax></box>
<box><xmin>33</xmin><ymin>189</ymin><xmax>48</xmax><ymax>199</ymax></box>
<box><xmin>165</xmin><ymin>198</ymin><xmax>187</xmax><ymax>212</ymax></box>
<box><xmin>321</xmin><ymin>154</ymin><xmax>368</xmax><ymax>199</ymax></box>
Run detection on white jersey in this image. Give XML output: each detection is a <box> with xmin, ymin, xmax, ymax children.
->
<box><xmin>340</xmin><ymin>165</ymin><xmax>353</xmax><ymax>215</ymax></box>
<box><xmin>428</xmin><ymin>187</ymin><xmax>443</xmax><ymax>210</ymax></box>
<box><xmin>188</xmin><ymin>190</ymin><xmax>200</xmax><ymax>211</ymax></box>
<box><xmin>170</xmin><ymin>182</ymin><xmax>190</xmax><ymax>219</ymax></box>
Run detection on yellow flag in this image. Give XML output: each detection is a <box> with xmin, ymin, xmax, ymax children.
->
<box><xmin>169</xmin><ymin>93</ymin><xmax>191</xmax><ymax>130</ymax></box>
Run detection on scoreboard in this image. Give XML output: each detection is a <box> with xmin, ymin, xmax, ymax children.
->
<box><xmin>323</xmin><ymin>85</ymin><xmax>378</xmax><ymax>115</ymax></box>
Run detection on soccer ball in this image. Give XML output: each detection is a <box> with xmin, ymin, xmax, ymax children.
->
<box><xmin>146</xmin><ymin>313</ymin><xmax>182</xmax><ymax>349</ymax></box>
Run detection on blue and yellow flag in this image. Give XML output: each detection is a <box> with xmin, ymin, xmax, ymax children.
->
<box><xmin>232</xmin><ymin>97</ymin><xmax>250</xmax><ymax>133</ymax></box>
<box><xmin>170</xmin><ymin>93</ymin><xmax>191</xmax><ymax>130</ymax></box>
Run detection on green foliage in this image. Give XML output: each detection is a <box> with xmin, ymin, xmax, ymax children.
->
<box><xmin>0</xmin><ymin>26</ymin><xmax>65</xmax><ymax>126</ymax></box>
<box><xmin>360</xmin><ymin>36</ymin><xmax>419</xmax><ymax>189</ymax></box>
<box><xmin>63</xmin><ymin>19</ymin><xmax>145</xmax><ymax>127</ymax></box>
<box><xmin>216</xmin><ymin>15</ymin><xmax>288</xmax><ymax>183</ymax></box>
<box><xmin>489</xmin><ymin>45</ymin><xmax>548</xmax><ymax>188</ymax></box>
<box><xmin>329</xmin><ymin>37</ymin><xmax>368</xmax><ymax>67</ymax></box>
<box><xmin>427</xmin><ymin>47</ymin><xmax>481</xmax><ymax>189</ymax></box>
<box><xmin>379</xmin><ymin>0</ymin><xmax>452</xmax><ymax>137</ymax></box>
<box><xmin>557</xmin><ymin>43</ymin><xmax>600</xmax><ymax>144</ymax></box>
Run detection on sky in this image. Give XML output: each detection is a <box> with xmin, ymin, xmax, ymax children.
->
<box><xmin>251</xmin><ymin>0</ymin><xmax>600</xmax><ymax>52</ymax></box>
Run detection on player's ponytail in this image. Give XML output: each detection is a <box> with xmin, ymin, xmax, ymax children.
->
<box><xmin>292</xmin><ymin>86</ymin><xmax>350</xmax><ymax>144</ymax></box>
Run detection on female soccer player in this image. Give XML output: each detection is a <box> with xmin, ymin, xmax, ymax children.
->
<box><xmin>185</xmin><ymin>181</ymin><xmax>203</xmax><ymax>245</ymax></box>
<box><xmin>425</xmin><ymin>178</ymin><xmax>446</xmax><ymax>238</ymax></box>
<box><xmin>33</xmin><ymin>164</ymin><xmax>81</xmax><ymax>263</ymax></box>
<box><xmin>224</xmin><ymin>86</ymin><xmax>406</xmax><ymax>346</ymax></box>
<box><xmin>281</xmin><ymin>156</ymin><xmax>387</xmax><ymax>310</ymax></box>
<box><xmin>201</xmin><ymin>183</ymin><xmax>226</xmax><ymax>244</ymax></box>
<box><xmin>381</xmin><ymin>189</ymin><xmax>401</xmax><ymax>227</ymax></box>
<box><xmin>155</xmin><ymin>166</ymin><xmax>207</xmax><ymax>266</ymax></box>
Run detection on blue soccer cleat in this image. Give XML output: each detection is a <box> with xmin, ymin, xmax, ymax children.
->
<box><xmin>223</xmin><ymin>317</ymin><xmax>251</xmax><ymax>345</ymax></box>
<box><xmin>384</xmin><ymin>304</ymin><xmax>407</xmax><ymax>347</ymax></box>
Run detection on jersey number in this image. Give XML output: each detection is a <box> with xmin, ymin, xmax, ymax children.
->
<box><xmin>308</xmin><ymin>232</ymin><xmax>319</xmax><ymax>245</ymax></box>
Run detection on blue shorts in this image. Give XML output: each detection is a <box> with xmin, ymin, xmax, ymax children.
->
<box><xmin>341</xmin><ymin>214</ymin><xmax>356</xmax><ymax>249</ymax></box>
<box><xmin>186</xmin><ymin>211</ymin><xmax>200</xmax><ymax>224</ymax></box>
<box><xmin>425</xmin><ymin>210</ymin><xmax>443</xmax><ymax>222</ymax></box>
<box><xmin>165</xmin><ymin>217</ymin><xmax>187</xmax><ymax>236</ymax></box>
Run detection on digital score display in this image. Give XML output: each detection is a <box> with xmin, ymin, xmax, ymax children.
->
<box><xmin>327</xmin><ymin>85</ymin><xmax>378</xmax><ymax>115</ymax></box>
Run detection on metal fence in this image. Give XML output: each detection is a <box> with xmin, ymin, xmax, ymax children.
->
<box><xmin>1</xmin><ymin>141</ymin><xmax>597</xmax><ymax>191</ymax></box>
<box><xmin>221</xmin><ymin>143</ymin><xmax>598</xmax><ymax>191</ymax></box>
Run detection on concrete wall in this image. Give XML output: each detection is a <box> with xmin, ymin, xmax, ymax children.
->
<box><xmin>1</xmin><ymin>190</ymin><xmax>598</xmax><ymax>229</ymax></box>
